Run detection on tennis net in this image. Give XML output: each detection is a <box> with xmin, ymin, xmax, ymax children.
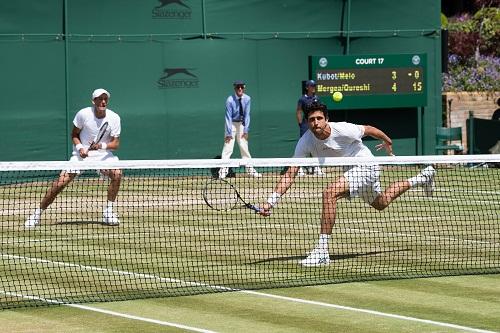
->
<box><xmin>0</xmin><ymin>155</ymin><xmax>499</xmax><ymax>309</ymax></box>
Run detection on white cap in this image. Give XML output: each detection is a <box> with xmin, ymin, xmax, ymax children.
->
<box><xmin>92</xmin><ymin>88</ymin><xmax>110</xmax><ymax>99</ymax></box>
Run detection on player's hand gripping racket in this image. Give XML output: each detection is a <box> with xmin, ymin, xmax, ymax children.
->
<box><xmin>89</xmin><ymin>121</ymin><xmax>108</xmax><ymax>151</ymax></box>
<box><xmin>202</xmin><ymin>178</ymin><xmax>262</xmax><ymax>213</ymax></box>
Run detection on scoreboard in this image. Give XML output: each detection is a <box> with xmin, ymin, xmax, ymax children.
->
<box><xmin>309</xmin><ymin>54</ymin><xmax>427</xmax><ymax>109</ymax></box>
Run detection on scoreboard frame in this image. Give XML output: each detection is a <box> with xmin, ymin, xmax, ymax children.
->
<box><xmin>309</xmin><ymin>54</ymin><xmax>427</xmax><ymax>109</ymax></box>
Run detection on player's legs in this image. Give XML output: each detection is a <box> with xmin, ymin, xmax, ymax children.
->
<box><xmin>25</xmin><ymin>171</ymin><xmax>77</xmax><ymax>228</ymax></box>
<box><xmin>100</xmin><ymin>168</ymin><xmax>122</xmax><ymax>202</ymax></box>
<box><xmin>371</xmin><ymin>165</ymin><xmax>436</xmax><ymax>210</ymax></box>
<box><xmin>321</xmin><ymin>177</ymin><xmax>350</xmax><ymax>233</ymax></box>
<box><xmin>301</xmin><ymin>176</ymin><xmax>350</xmax><ymax>266</ymax></box>
<box><xmin>371</xmin><ymin>180</ymin><xmax>411</xmax><ymax>210</ymax></box>
<box><xmin>100</xmin><ymin>168</ymin><xmax>122</xmax><ymax>226</ymax></box>
<box><xmin>41</xmin><ymin>171</ymin><xmax>77</xmax><ymax>209</ymax></box>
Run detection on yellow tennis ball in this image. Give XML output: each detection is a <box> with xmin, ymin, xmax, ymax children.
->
<box><xmin>332</xmin><ymin>91</ymin><xmax>343</xmax><ymax>102</ymax></box>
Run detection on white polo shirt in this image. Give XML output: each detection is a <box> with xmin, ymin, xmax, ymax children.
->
<box><xmin>293</xmin><ymin>122</ymin><xmax>373</xmax><ymax>158</ymax></box>
<box><xmin>294</xmin><ymin>122</ymin><xmax>382</xmax><ymax>204</ymax></box>
<box><xmin>72</xmin><ymin>107</ymin><xmax>121</xmax><ymax>156</ymax></box>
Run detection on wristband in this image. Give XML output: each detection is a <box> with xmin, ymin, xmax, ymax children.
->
<box><xmin>266</xmin><ymin>192</ymin><xmax>281</xmax><ymax>207</ymax></box>
<box><xmin>75</xmin><ymin>144</ymin><xmax>84</xmax><ymax>151</ymax></box>
<box><xmin>100</xmin><ymin>142</ymin><xmax>107</xmax><ymax>150</ymax></box>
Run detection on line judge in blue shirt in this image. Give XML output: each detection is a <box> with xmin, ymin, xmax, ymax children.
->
<box><xmin>219</xmin><ymin>81</ymin><xmax>261</xmax><ymax>178</ymax></box>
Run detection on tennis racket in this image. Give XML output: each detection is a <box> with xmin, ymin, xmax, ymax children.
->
<box><xmin>202</xmin><ymin>178</ymin><xmax>262</xmax><ymax>213</ymax></box>
<box><xmin>89</xmin><ymin>121</ymin><xmax>108</xmax><ymax>150</ymax></box>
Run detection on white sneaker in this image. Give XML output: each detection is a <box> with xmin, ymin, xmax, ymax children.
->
<box><xmin>218</xmin><ymin>167</ymin><xmax>228</xmax><ymax>179</ymax></box>
<box><xmin>297</xmin><ymin>168</ymin><xmax>306</xmax><ymax>177</ymax></box>
<box><xmin>25</xmin><ymin>212</ymin><xmax>40</xmax><ymax>228</ymax></box>
<box><xmin>420</xmin><ymin>166</ymin><xmax>436</xmax><ymax>196</ymax></box>
<box><xmin>300</xmin><ymin>248</ymin><xmax>330</xmax><ymax>266</ymax></box>
<box><xmin>103</xmin><ymin>208</ymin><xmax>120</xmax><ymax>226</ymax></box>
<box><xmin>247</xmin><ymin>168</ymin><xmax>262</xmax><ymax>178</ymax></box>
<box><xmin>313</xmin><ymin>167</ymin><xmax>325</xmax><ymax>176</ymax></box>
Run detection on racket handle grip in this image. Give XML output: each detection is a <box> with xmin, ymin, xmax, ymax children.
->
<box><xmin>248</xmin><ymin>204</ymin><xmax>271</xmax><ymax>216</ymax></box>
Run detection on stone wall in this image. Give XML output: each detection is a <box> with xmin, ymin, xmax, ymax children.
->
<box><xmin>441</xmin><ymin>92</ymin><xmax>499</xmax><ymax>153</ymax></box>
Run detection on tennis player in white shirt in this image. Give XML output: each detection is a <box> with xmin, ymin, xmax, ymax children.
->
<box><xmin>260</xmin><ymin>100</ymin><xmax>436</xmax><ymax>266</ymax></box>
<box><xmin>25</xmin><ymin>88</ymin><xmax>122</xmax><ymax>228</ymax></box>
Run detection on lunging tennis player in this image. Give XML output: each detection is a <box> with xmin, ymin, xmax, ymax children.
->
<box><xmin>25</xmin><ymin>88</ymin><xmax>122</xmax><ymax>228</ymax></box>
<box><xmin>260</xmin><ymin>100</ymin><xmax>436</xmax><ymax>266</ymax></box>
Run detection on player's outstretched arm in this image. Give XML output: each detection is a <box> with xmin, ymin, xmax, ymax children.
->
<box><xmin>364</xmin><ymin>125</ymin><xmax>393</xmax><ymax>156</ymax></box>
<box><xmin>259</xmin><ymin>166</ymin><xmax>299</xmax><ymax>216</ymax></box>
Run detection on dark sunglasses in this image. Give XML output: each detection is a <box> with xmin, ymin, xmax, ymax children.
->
<box><xmin>235</xmin><ymin>85</ymin><xmax>245</xmax><ymax>89</ymax></box>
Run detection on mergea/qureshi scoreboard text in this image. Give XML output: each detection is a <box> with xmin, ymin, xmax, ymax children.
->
<box><xmin>309</xmin><ymin>54</ymin><xmax>427</xmax><ymax>109</ymax></box>
<box><xmin>315</xmin><ymin>67</ymin><xmax>424</xmax><ymax>95</ymax></box>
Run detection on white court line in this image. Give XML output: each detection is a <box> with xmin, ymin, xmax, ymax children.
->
<box><xmin>240</xmin><ymin>290</ymin><xmax>498</xmax><ymax>333</ymax></box>
<box><xmin>0</xmin><ymin>291</ymin><xmax>217</xmax><ymax>333</ymax></box>
<box><xmin>254</xmin><ymin>221</ymin><xmax>500</xmax><ymax>248</ymax></box>
<box><xmin>0</xmin><ymin>253</ymin><xmax>229</xmax><ymax>291</ymax></box>
<box><xmin>4</xmin><ymin>219</ymin><xmax>499</xmax><ymax>259</ymax></box>
<box><xmin>342</xmin><ymin>227</ymin><xmax>500</xmax><ymax>247</ymax></box>
<box><xmin>1</xmin><ymin>252</ymin><xmax>497</xmax><ymax>333</ymax></box>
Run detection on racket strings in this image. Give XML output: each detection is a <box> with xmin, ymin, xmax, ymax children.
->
<box><xmin>203</xmin><ymin>180</ymin><xmax>239</xmax><ymax>211</ymax></box>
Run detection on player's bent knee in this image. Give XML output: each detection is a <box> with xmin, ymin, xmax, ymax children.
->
<box><xmin>371</xmin><ymin>196</ymin><xmax>389</xmax><ymax>211</ymax></box>
<box><xmin>323</xmin><ymin>187</ymin><xmax>343</xmax><ymax>202</ymax></box>
<box><xmin>372</xmin><ymin>203</ymin><xmax>386</xmax><ymax>211</ymax></box>
<box><xmin>110</xmin><ymin>169</ymin><xmax>122</xmax><ymax>181</ymax></box>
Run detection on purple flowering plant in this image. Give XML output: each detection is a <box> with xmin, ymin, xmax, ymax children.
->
<box><xmin>443</xmin><ymin>54</ymin><xmax>500</xmax><ymax>92</ymax></box>
<box><xmin>442</xmin><ymin>4</ymin><xmax>499</xmax><ymax>92</ymax></box>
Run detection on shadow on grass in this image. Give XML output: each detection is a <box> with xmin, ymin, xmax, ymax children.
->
<box><xmin>248</xmin><ymin>249</ymin><xmax>410</xmax><ymax>264</ymax></box>
<box><xmin>54</xmin><ymin>220</ymin><xmax>117</xmax><ymax>227</ymax></box>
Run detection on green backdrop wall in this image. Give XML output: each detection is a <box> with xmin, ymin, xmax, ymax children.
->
<box><xmin>0</xmin><ymin>0</ymin><xmax>441</xmax><ymax>161</ymax></box>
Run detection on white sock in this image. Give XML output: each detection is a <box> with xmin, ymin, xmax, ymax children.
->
<box><xmin>408</xmin><ymin>174</ymin><xmax>426</xmax><ymax>187</ymax></box>
<box><xmin>318</xmin><ymin>234</ymin><xmax>330</xmax><ymax>251</ymax></box>
<box><xmin>34</xmin><ymin>208</ymin><xmax>43</xmax><ymax>216</ymax></box>
<box><xmin>106</xmin><ymin>201</ymin><xmax>114</xmax><ymax>211</ymax></box>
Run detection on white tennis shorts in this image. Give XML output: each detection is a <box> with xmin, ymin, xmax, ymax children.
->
<box><xmin>66</xmin><ymin>151</ymin><xmax>119</xmax><ymax>175</ymax></box>
<box><xmin>344</xmin><ymin>164</ymin><xmax>381</xmax><ymax>205</ymax></box>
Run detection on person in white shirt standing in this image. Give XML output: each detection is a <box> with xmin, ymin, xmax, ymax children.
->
<box><xmin>25</xmin><ymin>88</ymin><xmax>122</xmax><ymax>228</ymax></box>
<box><xmin>260</xmin><ymin>100</ymin><xmax>436</xmax><ymax>266</ymax></box>
<box><xmin>218</xmin><ymin>81</ymin><xmax>261</xmax><ymax>179</ymax></box>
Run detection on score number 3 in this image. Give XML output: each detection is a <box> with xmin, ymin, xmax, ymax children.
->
<box><xmin>391</xmin><ymin>71</ymin><xmax>397</xmax><ymax>92</ymax></box>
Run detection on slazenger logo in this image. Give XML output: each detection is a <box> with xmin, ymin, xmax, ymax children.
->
<box><xmin>157</xmin><ymin>68</ymin><xmax>199</xmax><ymax>89</ymax></box>
<box><xmin>152</xmin><ymin>0</ymin><xmax>192</xmax><ymax>19</ymax></box>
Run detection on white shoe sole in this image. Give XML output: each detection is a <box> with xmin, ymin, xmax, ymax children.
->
<box><xmin>103</xmin><ymin>213</ymin><xmax>120</xmax><ymax>226</ymax></box>
<box><xmin>25</xmin><ymin>216</ymin><xmax>40</xmax><ymax>228</ymax></box>
<box><xmin>24</xmin><ymin>222</ymin><xmax>39</xmax><ymax>228</ymax></box>
<box><xmin>300</xmin><ymin>259</ymin><xmax>331</xmax><ymax>267</ymax></box>
<box><xmin>103</xmin><ymin>220</ymin><xmax>120</xmax><ymax>226</ymax></box>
